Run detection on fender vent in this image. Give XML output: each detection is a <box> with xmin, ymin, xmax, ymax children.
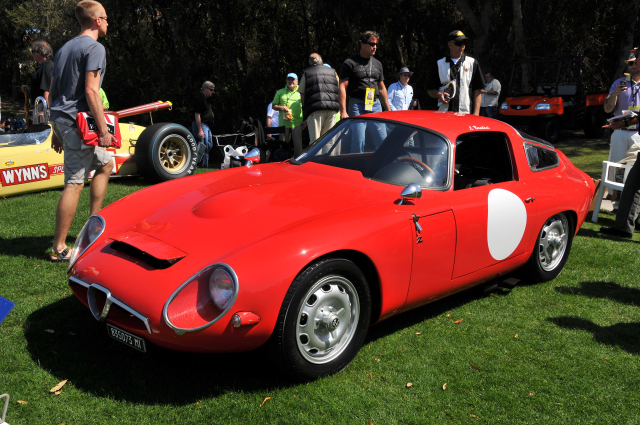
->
<box><xmin>111</xmin><ymin>241</ymin><xmax>183</xmax><ymax>269</ymax></box>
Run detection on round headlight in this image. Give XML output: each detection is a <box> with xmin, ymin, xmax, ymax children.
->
<box><xmin>209</xmin><ymin>267</ymin><xmax>235</xmax><ymax>309</ymax></box>
<box><xmin>69</xmin><ymin>215</ymin><xmax>105</xmax><ymax>270</ymax></box>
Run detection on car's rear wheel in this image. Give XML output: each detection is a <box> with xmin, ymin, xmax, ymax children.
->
<box><xmin>135</xmin><ymin>123</ymin><xmax>197</xmax><ymax>183</ymax></box>
<box><xmin>522</xmin><ymin>212</ymin><xmax>573</xmax><ymax>282</ymax></box>
<box><xmin>271</xmin><ymin>258</ymin><xmax>371</xmax><ymax>381</ymax></box>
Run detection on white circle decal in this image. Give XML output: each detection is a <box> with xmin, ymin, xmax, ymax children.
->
<box><xmin>487</xmin><ymin>189</ymin><xmax>527</xmax><ymax>260</ymax></box>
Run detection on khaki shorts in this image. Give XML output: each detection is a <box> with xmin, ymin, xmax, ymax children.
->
<box><xmin>51</xmin><ymin>121</ymin><xmax>112</xmax><ymax>184</ymax></box>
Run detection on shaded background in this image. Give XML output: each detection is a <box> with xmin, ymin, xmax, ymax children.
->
<box><xmin>1</xmin><ymin>0</ymin><xmax>637</xmax><ymax>132</ymax></box>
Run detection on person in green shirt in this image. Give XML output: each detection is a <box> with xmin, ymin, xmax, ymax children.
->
<box><xmin>99</xmin><ymin>88</ymin><xmax>109</xmax><ymax>109</ymax></box>
<box><xmin>272</xmin><ymin>73</ymin><xmax>303</xmax><ymax>157</ymax></box>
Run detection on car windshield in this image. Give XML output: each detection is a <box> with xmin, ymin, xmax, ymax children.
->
<box><xmin>0</xmin><ymin>125</ymin><xmax>51</xmax><ymax>148</ymax></box>
<box><xmin>293</xmin><ymin>118</ymin><xmax>450</xmax><ymax>189</ymax></box>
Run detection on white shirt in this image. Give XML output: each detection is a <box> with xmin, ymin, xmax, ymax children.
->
<box><xmin>388</xmin><ymin>81</ymin><xmax>414</xmax><ymax>111</ymax></box>
<box><xmin>481</xmin><ymin>79</ymin><xmax>501</xmax><ymax>107</ymax></box>
<box><xmin>267</xmin><ymin>103</ymin><xmax>280</xmax><ymax>135</ymax></box>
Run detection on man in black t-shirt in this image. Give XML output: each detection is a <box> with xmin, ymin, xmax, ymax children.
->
<box><xmin>21</xmin><ymin>40</ymin><xmax>54</xmax><ymax>106</ymax></box>
<box><xmin>339</xmin><ymin>30</ymin><xmax>391</xmax><ymax>152</ymax></box>
<box><xmin>192</xmin><ymin>81</ymin><xmax>215</xmax><ymax>168</ymax></box>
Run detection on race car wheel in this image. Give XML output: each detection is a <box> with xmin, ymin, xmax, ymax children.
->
<box><xmin>522</xmin><ymin>212</ymin><xmax>573</xmax><ymax>283</ymax></box>
<box><xmin>272</xmin><ymin>258</ymin><xmax>372</xmax><ymax>381</ymax></box>
<box><xmin>537</xmin><ymin>119</ymin><xmax>560</xmax><ymax>143</ymax></box>
<box><xmin>135</xmin><ymin>123</ymin><xmax>197</xmax><ymax>183</ymax></box>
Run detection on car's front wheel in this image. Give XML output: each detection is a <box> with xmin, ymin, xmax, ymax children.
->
<box><xmin>271</xmin><ymin>258</ymin><xmax>371</xmax><ymax>381</ymax></box>
<box><xmin>522</xmin><ymin>212</ymin><xmax>573</xmax><ymax>282</ymax></box>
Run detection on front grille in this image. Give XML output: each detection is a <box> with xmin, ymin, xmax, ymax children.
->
<box><xmin>69</xmin><ymin>276</ymin><xmax>151</xmax><ymax>333</ymax></box>
<box><xmin>511</xmin><ymin>104</ymin><xmax>530</xmax><ymax>110</ymax></box>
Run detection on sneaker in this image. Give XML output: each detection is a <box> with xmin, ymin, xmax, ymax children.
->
<box><xmin>600</xmin><ymin>226</ymin><xmax>633</xmax><ymax>239</ymax></box>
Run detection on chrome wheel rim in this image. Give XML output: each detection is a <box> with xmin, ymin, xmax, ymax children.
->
<box><xmin>295</xmin><ymin>275</ymin><xmax>360</xmax><ymax>364</ymax></box>
<box><xmin>537</xmin><ymin>214</ymin><xmax>568</xmax><ymax>271</ymax></box>
<box><xmin>158</xmin><ymin>135</ymin><xmax>189</xmax><ymax>174</ymax></box>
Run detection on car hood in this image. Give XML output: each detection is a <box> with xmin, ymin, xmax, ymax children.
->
<box><xmin>118</xmin><ymin>162</ymin><xmax>398</xmax><ymax>258</ymax></box>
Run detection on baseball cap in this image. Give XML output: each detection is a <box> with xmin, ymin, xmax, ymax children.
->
<box><xmin>626</xmin><ymin>48</ymin><xmax>639</xmax><ymax>62</ymax></box>
<box><xmin>287</xmin><ymin>73</ymin><xmax>298</xmax><ymax>80</ymax></box>
<box><xmin>448</xmin><ymin>30</ymin><xmax>468</xmax><ymax>43</ymax></box>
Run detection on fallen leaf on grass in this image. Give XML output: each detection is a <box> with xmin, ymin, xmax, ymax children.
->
<box><xmin>471</xmin><ymin>364</ymin><xmax>481</xmax><ymax>370</ymax></box>
<box><xmin>259</xmin><ymin>397</ymin><xmax>271</xmax><ymax>407</ymax></box>
<box><xmin>369</xmin><ymin>372</ymin><xmax>373</xmax><ymax>380</ymax></box>
<box><xmin>369</xmin><ymin>421</ymin><xmax>374</xmax><ymax>425</ymax></box>
<box><xmin>529</xmin><ymin>392</ymin><xmax>534</xmax><ymax>396</ymax></box>
<box><xmin>33</xmin><ymin>264</ymin><xmax>41</xmax><ymax>267</ymax></box>
<box><xmin>368</xmin><ymin>345</ymin><xmax>371</xmax><ymax>350</ymax></box>
<box><xmin>415</xmin><ymin>332</ymin><xmax>422</xmax><ymax>335</ymax></box>
<box><xmin>471</xmin><ymin>415</ymin><xmax>477</xmax><ymax>418</ymax></box>
<box><xmin>17</xmin><ymin>400</ymin><xmax>27</xmax><ymax>405</ymax></box>
<box><xmin>38</xmin><ymin>298</ymin><xmax>42</xmax><ymax>301</ymax></box>
<box><xmin>442</xmin><ymin>383</ymin><xmax>447</xmax><ymax>390</ymax></box>
<box><xmin>453</xmin><ymin>318</ymin><xmax>463</xmax><ymax>324</ymax></box>
<box><xmin>375</xmin><ymin>358</ymin><xmax>381</xmax><ymax>362</ymax></box>
<box><xmin>514</xmin><ymin>334</ymin><xmax>518</xmax><ymax>338</ymax></box>
<box><xmin>406</xmin><ymin>382</ymin><xmax>413</xmax><ymax>388</ymax></box>
<box><xmin>446</xmin><ymin>314</ymin><xmax>450</xmax><ymax>317</ymax></box>
<box><xmin>54</xmin><ymin>391</ymin><xmax>62</xmax><ymax>396</ymax></box>
<box><xmin>50</xmin><ymin>380</ymin><xmax>67</xmax><ymax>393</ymax></box>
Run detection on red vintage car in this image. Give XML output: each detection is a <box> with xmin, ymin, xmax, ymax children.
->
<box><xmin>66</xmin><ymin>111</ymin><xmax>594</xmax><ymax>381</ymax></box>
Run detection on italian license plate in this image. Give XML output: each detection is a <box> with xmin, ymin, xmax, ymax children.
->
<box><xmin>106</xmin><ymin>324</ymin><xmax>147</xmax><ymax>352</ymax></box>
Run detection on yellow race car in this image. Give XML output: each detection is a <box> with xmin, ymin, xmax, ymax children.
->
<box><xmin>1</xmin><ymin>101</ymin><xmax>197</xmax><ymax>198</ymax></box>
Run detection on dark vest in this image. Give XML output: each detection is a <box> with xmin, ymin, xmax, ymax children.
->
<box><xmin>303</xmin><ymin>65</ymin><xmax>340</xmax><ymax>117</ymax></box>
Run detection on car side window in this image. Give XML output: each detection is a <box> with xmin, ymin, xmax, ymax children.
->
<box><xmin>524</xmin><ymin>142</ymin><xmax>559</xmax><ymax>171</ymax></box>
<box><xmin>454</xmin><ymin>132</ymin><xmax>514</xmax><ymax>191</ymax></box>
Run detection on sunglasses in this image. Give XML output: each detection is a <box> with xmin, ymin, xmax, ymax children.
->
<box><xmin>364</xmin><ymin>41</ymin><xmax>378</xmax><ymax>47</ymax></box>
<box><xmin>453</xmin><ymin>41</ymin><xmax>466</xmax><ymax>47</ymax></box>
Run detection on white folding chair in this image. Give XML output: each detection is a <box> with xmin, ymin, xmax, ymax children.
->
<box><xmin>591</xmin><ymin>160</ymin><xmax>634</xmax><ymax>223</ymax></box>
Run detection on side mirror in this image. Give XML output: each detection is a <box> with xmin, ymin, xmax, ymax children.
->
<box><xmin>399</xmin><ymin>183</ymin><xmax>422</xmax><ymax>205</ymax></box>
<box><xmin>244</xmin><ymin>148</ymin><xmax>261</xmax><ymax>167</ymax></box>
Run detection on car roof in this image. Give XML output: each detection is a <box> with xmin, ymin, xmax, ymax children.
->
<box><xmin>361</xmin><ymin>110</ymin><xmax>519</xmax><ymax>141</ymax></box>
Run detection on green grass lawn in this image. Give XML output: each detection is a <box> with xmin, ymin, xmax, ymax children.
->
<box><xmin>1</xmin><ymin>133</ymin><xmax>639</xmax><ymax>424</ymax></box>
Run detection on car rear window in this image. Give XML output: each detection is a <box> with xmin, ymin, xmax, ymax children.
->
<box><xmin>524</xmin><ymin>142</ymin><xmax>559</xmax><ymax>171</ymax></box>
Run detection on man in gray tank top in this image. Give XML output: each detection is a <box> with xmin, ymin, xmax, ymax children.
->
<box><xmin>49</xmin><ymin>0</ymin><xmax>116</xmax><ymax>262</ymax></box>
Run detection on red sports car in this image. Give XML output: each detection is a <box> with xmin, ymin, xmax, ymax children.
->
<box><xmin>66</xmin><ymin>111</ymin><xmax>594</xmax><ymax>381</ymax></box>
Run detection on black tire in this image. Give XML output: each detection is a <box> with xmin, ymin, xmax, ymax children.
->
<box><xmin>271</xmin><ymin>258</ymin><xmax>372</xmax><ymax>381</ymax></box>
<box><xmin>537</xmin><ymin>119</ymin><xmax>561</xmax><ymax>143</ymax></box>
<box><xmin>583</xmin><ymin>108</ymin><xmax>606</xmax><ymax>138</ymax></box>
<box><xmin>521</xmin><ymin>212</ymin><xmax>574</xmax><ymax>283</ymax></box>
<box><xmin>135</xmin><ymin>123</ymin><xmax>197</xmax><ymax>183</ymax></box>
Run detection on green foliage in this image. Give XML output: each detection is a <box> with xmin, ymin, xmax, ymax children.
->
<box><xmin>0</xmin><ymin>0</ymin><xmax>638</xmax><ymax>131</ymax></box>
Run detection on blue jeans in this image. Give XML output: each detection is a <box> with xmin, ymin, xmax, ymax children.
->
<box><xmin>192</xmin><ymin>122</ymin><xmax>213</xmax><ymax>168</ymax></box>
<box><xmin>348</xmin><ymin>99</ymin><xmax>386</xmax><ymax>153</ymax></box>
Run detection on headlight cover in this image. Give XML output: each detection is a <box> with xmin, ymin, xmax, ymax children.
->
<box><xmin>535</xmin><ymin>103</ymin><xmax>551</xmax><ymax>110</ymax></box>
<box><xmin>500</xmin><ymin>102</ymin><xmax>508</xmax><ymax>110</ymax></box>
<box><xmin>68</xmin><ymin>215</ymin><xmax>105</xmax><ymax>271</ymax></box>
<box><xmin>163</xmin><ymin>263</ymin><xmax>238</xmax><ymax>335</ymax></box>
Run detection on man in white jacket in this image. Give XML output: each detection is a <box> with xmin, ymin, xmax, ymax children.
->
<box><xmin>428</xmin><ymin>30</ymin><xmax>485</xmax><ymax>115</ymax></box>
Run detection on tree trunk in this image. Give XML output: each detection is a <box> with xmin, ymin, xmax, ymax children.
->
<box><xmin>455</xmin><ymin>0</ymin><xmax>492</xmax><ymax>64</ymax></box>
<box><xmin>512</xmin><ymin>0</ymin><xmax>529</xmax><ymax>93</ymax></box>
